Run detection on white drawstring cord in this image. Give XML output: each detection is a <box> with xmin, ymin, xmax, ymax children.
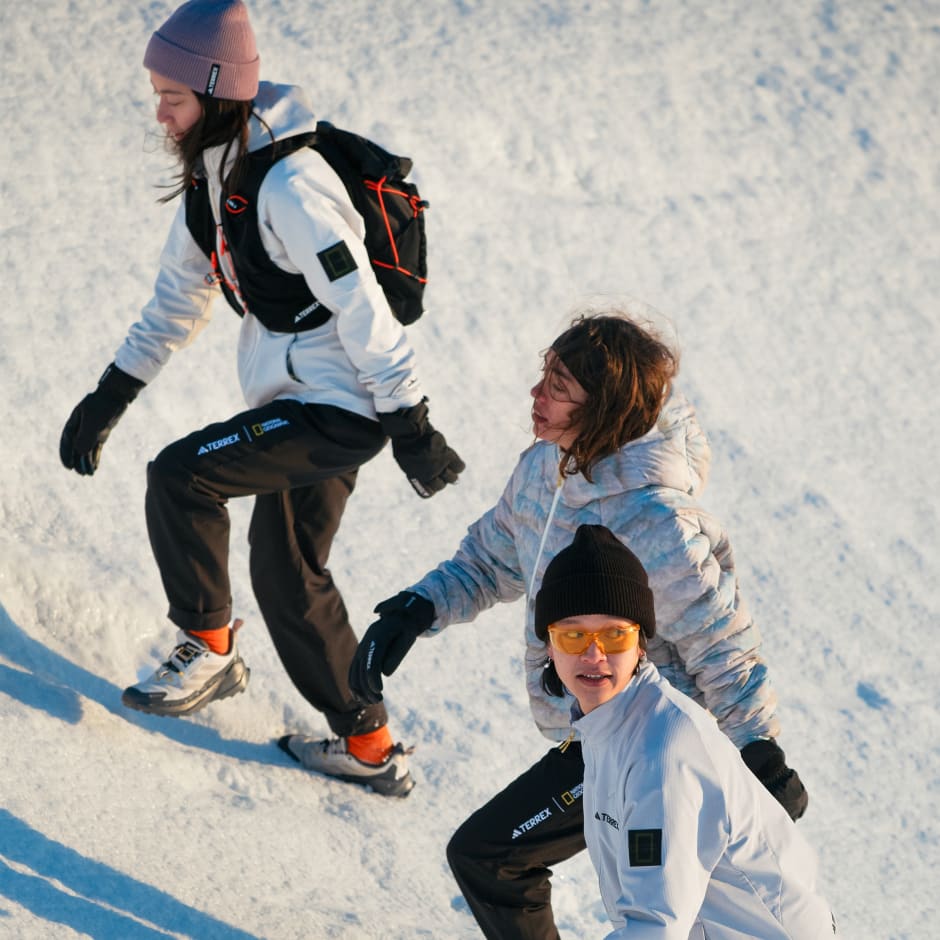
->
<box><xmin>528</xmin><ymin>471</ymin><xmax>564</xmax><ymax>597</ymax></box>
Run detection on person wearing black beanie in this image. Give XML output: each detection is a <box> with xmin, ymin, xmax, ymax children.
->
<box><xmin>533</xmin><ymin>524</ymin><xmax>654</xmax><ymax>702</ymax></box>
<box><xmin>350</xmin><ymin>311</ymin><xmax>810</xmax><ymax>938</ymax></box>
<box><xmin>537</xmin><ymin>526</ymin><xmax>835</xmax><ymax>937</ymax></box>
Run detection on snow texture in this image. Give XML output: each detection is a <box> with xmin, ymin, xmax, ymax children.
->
<box><xmin>1</xmin><ymin>0</ymin><xmax>938</xmax><ymax>937</ymax></box>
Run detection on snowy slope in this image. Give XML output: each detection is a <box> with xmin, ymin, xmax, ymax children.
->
<box><xmin>1</xmin><ymin>0</ymin><xmax>938</xmax><ymax>937</ymax></box>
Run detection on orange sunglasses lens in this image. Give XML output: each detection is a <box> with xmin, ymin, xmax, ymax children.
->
<box><xmin>548</xmin><ymin>624</ymin><xmax>640</xmax><ymax>655</ymax></box>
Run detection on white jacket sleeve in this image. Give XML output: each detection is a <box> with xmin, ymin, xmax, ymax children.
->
<box><xmin>257</xmin><ymin>151</ymin><xmax>422</xmax><ymax>413</ymax></box>
<box><xmin>114</xmin><ymin>201</ymin><xmax>219</xmax><ymax>384</ymax></box>
<box><xmin>603</xmin><ymin>717</ymin><xmax>727</xmax><ymax>938</ymax></box>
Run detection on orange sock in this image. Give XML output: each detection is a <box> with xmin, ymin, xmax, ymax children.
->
<box><xmin>347</xmin><ymin>726</ymin><xmax>394</xmax><ymax>764</ymax></box>
<box><xmin>190</xmin><ymin>625</ymin><xmax>232</xmax><ymax>655</ymax></box>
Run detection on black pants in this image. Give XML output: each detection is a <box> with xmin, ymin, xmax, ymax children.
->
<box><xmin>447</xmin><ymin>742</ymin><xmax>587</xmax><ymax>940</ymax></box>
<box><xmin>145</xmin><ymin>399</ymin><xmax>388</xmax><ymax>736</ymax></box>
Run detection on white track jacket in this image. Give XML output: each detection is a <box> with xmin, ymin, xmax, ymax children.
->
<box><xmin>114</xmin><ymin>82</ymin><xmax>423</xmax><ymax>420</ymax></box>
<box><xmin>574</xmin><ymin>661</ymin><xmax>835</xmax><ymax>939</ymax></box>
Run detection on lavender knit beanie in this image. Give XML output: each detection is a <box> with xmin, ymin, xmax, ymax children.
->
<box><xmin>144</xmin><ymin>0</ymin><xmax>260</xmax><ymax>101</ymax></box>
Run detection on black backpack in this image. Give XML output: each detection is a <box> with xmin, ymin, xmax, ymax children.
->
<box><xmin>185</xmin><ymin>121</ymin><xmax>429</xmax><ymax>330</ymax></box>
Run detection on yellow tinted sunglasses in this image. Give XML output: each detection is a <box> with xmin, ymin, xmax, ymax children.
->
<box><xmin>547</xmin><ymin>623</ymin><xmax>640</xmax><ymax>655</ymax></box>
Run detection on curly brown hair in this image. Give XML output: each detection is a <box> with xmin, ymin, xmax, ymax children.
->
<box><xmin>549</xmin><ymin>313</ymin><xmax>679</xmax><ymax>482</ymax></box>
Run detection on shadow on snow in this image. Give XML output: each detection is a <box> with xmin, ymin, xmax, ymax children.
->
<box><xmin>0</xmin><ymin>600</ymin><xmax>288</xmax><ymax>766</ymax></box>
<box><xmin>0</xmin><ymin>810</ymin><xmax>260</xmax><ymax>939</ymax></box>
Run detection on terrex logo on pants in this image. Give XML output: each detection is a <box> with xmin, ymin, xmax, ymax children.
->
<box><xmin>195</xmin><ymin>417</ymin><xmax>290</xmax><ymax>456</ymax></box>
<box><xmin>511</xmin><ymin>807</ymin><xmax>552</xmax><ymax>840</ymax></box>
<box><xmin>197</xmin><ymin>432</ymin><xmax>241</xmax><ymax>456</ymax></box>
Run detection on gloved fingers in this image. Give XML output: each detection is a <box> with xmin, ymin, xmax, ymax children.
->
<box><xmin>60</xmin><ymin>444</ymin><xmax>76</xmax><ymax>470</ymax></box>
<box><xmin>408</xmin><ymin>465</ymin><xmax>462</xmax><ymax>498</ymax></box>
<box><xmin>381</xmin><ymin>633</ymin><xmax>417</xmax><ymax>678</ymax></box>
<box><xmin>777</xmin><ymin>770</ymin><xmax>808</xmax><ymax>821</ymax></box>
<box><xmin>360</xmin><ymin>673</ymin><xmax>385</xmax><ymax>705</ymax></box>
<box><xmin>77</xmin><ymin>452</ymin><xmax>98</xmax><ymax>476</ymax></box>
<box><xmin>349</xmin><ymin>647</ymin><xmax>383</xmax><ymax>704</ymax></box>
<box><xmin>59</xmin><ymin>411</ymin><xmax>81</xmax><ymax>470</ymax></box>
<box><xmin>408</xmin><ymin>476</ymin><xmax>438</xmax><ymax>498</ymax></box>
<box><xmin>76</xmin><ymin>440</ymin><xmax>103</xmax><ymax>476</ymax></box>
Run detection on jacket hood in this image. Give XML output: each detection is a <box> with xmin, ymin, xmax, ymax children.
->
<box><xmin>201</xmin><ymin>81</ymin><xmax>318</xmax><ymax>182</ymax></box>
<box><xmin>247</xmin><ymin>81</ymin><xmax>318</xmax><ymax>150</ymax></box>
<box><xmin>561</xmin><ymin>387</ymin><xmax>711</xmax><ymax>509</ymax></box>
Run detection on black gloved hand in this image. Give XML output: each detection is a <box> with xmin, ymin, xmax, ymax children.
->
<box><xmin>378</xmin><ymin>399</ymin><xmax>465</xmax><ymax>498</ymax></box>
<box><xmin>741</xmin><ymin>739</ymin><xmax>809</xmax><ymax>821</ymax></box>
<box><xmin>60</xmin><ymin>363</ymin><xmax>145</xmax><ymax>476</ymax></box>
<box><xmin>348</xmin><ymin>591</ymin><xmax>436</xmax><ymax>704</ymax></box>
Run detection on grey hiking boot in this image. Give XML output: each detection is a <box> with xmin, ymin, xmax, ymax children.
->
<box><xmin>277</xmin><ymin>735</ymin><xmax>415</xmax><ymax>798</ymax></box>
<box><xmin>122</xmin><ymin>629</ymin><xmax>249</xmax><ymax>717</ymax></box>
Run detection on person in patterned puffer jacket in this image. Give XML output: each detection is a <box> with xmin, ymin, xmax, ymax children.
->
<box><xmin>349</xmin><ymin>311</ymin><xmax>808</xmax><ymax>940</ymax></box>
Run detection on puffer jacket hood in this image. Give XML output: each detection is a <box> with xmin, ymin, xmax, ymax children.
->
<box><xmin>410</xmin><ymin>387</ymin><xmax>778</xmax><ymax>748</ymax></box>
<box><xmin>561</xmin><ymin>385</ymin><xmax>710</xmax><ymax>507</ymax></box>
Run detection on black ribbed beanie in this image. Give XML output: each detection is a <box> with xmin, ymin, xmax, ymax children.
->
<box><xmin>535</xmin><ymin>525</ymin><xmax>656</xmax><ymax>638</ymax></box>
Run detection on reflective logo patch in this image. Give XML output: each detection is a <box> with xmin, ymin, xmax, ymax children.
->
<box><xmin>225</xmin><ymin>194</ymin><xmax>249</xmax><ymax>214</ymax></box>
<box><xmin>318</xmin><ymin>241</ymin><xmax>358</xmax><ymax>281</ymax></box>
<box><xmin>628</xmin><ymin>829</ymin><xmax>662</xmax><ymax>867</ymax></box>
<box><xmin>206</xmin><ymin>63</ymin><xmax>221</xmax><ymax>96</ymax></box>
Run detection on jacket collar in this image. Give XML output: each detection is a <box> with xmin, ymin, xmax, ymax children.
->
<box><xmin>201</xmin><ymin>81</ymin><xmax>320</xmax><ymax>185</ymax></box>
<box><xmin>571</xmin><ymin>659</ymin><xmax>657</xmax><ymax>743</ymax></box>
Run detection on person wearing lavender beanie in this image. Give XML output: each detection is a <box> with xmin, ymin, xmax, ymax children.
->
<box><xmin>60</xmin><ymin>0</ymin><xmax>464</xmax><ymax>798</ymax></box>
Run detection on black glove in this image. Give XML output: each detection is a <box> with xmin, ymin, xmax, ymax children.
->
<box><xmin>741</xmin><ymin>739</ymin><xmax>809</xmax><ymax>821</ymax></box>
<box><xmin>60</xmin><ymin>363</ymin><xmax>145</xmax><ymax>476</ymax></box>
<box><xmin>348</xmin><ymin>591</ymin><xmax>436</xmax><ymax>704</ymax></box>
<box><xmin>378</xmin><ymin>399</ymin><xmax>465</xmax><ymax>498</ymax></box>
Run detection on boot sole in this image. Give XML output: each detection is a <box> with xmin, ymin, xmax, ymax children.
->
<box><xmin>277</xmin><ymin>736</ymin><xmax>416</xmax><ymax>798</ymax></box>
<box><xmin>122</xmin><ymin>657</ymin><xmax>250</xmax><ymax>717</ymax></box>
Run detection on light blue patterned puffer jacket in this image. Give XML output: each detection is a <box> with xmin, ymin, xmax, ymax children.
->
<box><xmin>409</xmin><ymin>388</ymin><xmax>779</xmax><ymax>748</ymax></box>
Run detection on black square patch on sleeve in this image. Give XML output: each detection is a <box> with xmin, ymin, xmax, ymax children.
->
<box><xmin>318</xmin><ymin>241</ymin><xmax>358</xmax><ymax>281</ymax></box>
<box><xmin>628</xmin><ymin>829</ymin><xmax>663</xmax><ymax>867</ymax></box>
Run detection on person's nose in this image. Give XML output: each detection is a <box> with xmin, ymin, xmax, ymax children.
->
<box><xmin>531</xmin><ymin>377</ymin><xmax>545</xmax><ymax>400</ymax></box>
<box><xmin>581</xmin><ymin>640</ymin><xmax>606</xmax><ymax>662</ymax></box>
<box><xmin>155</xmin><ymin>100</ymin><xmax>170</xmax><ymax>125</ymax></box>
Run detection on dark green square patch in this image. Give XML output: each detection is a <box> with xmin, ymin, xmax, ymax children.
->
<box><xmin>318</xmin><ymin>241</ymin><xmax>358</xmax><ymax>281</ymax></box>
<box><xmin>628</xmin><ymin>829</ymin><xmax>662</xmax><ymax>867</ymax></box>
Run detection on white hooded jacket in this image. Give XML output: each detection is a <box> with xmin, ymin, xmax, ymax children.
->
<box><xmin>574</xmin><ymin>660</ymin><xmax>834</xmax><ymax>939</ymax></box>
<box><xmin>114</xmin><ymin>82</ymin><xmax>423</xmax><ymax>420</ymax></box>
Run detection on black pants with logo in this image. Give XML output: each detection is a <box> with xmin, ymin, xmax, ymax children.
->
<box><xmin>447</xmin><ymin>742</ymin><xmax>587</xmax><ymax>940</ymax></box>
<box><xmin>144</xmin><ymin>398</ymin><xmax>389</xmax><ymax>736</ymax></box>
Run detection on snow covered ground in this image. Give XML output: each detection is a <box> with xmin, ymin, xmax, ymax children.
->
<box><xmin>1</xmin><ymin>0</ymin><xmax>938</xmax><ymax>937</ymax></box>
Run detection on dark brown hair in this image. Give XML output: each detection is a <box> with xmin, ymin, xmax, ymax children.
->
<box><xmin>549</xmin><ymin>313</ymin><xmax>679</xmax><ymax>482</ymax></box>
<box><xmin>158</xmin><ymin>94</ymin><xmax>255</xmax><ymax>203</ymax></box>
